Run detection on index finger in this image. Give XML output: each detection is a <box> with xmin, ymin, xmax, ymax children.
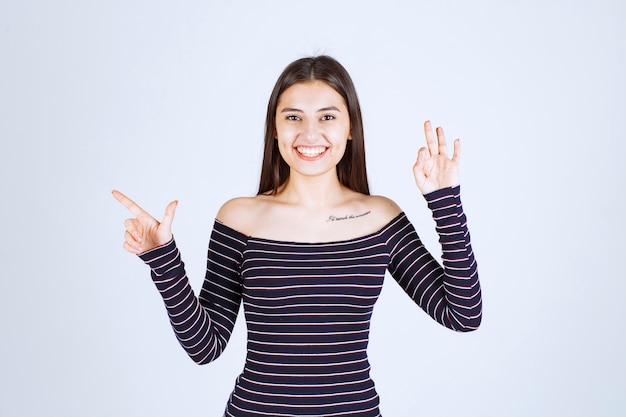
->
<box><xmin>111</xmin><ymin>190</ymin><xmax>149</xmax><ymax>217</ymax></box>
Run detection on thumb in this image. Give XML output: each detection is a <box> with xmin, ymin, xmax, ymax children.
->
<box><xmin>160</xmin><ymin>200</ymin><xmax>178</xmax><ymax>231</ymax></box>
<box><xmin>414</xmin><ymin>147</ymin><xmax>428</xmax><ymax>169</ymax></box>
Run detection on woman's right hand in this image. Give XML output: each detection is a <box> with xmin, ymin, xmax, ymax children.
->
<box><xmin>112</xmin><ymin>190</ymin><xmax>178</xmax><ymax>254</ymax></box>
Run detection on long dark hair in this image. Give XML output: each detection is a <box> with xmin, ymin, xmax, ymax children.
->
<box><xmin>257</xmin><ymin>56</ymin><xmax>369</xmax><ymax>195</ymax></box>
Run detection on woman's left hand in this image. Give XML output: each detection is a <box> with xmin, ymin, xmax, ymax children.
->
<box><xmin>413</xmin><ymin>120</ymin><xmax>461</xmax><ymax>194</ymax></box>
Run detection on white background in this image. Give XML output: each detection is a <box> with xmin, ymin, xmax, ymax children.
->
<box><xmin>1</xmin><ymin>1</ymin><xmax>625</xmax><ymax>416</ymax></box>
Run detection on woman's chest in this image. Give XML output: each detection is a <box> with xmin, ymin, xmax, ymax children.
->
<box><xmin>240</xmin><ymin>239</ymin><xmax>389</xmax><ymax>310</ymax></box>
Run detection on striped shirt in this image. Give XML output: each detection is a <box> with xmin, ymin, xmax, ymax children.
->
<box><xmin>140</xmin><ymin>186</ymin><xmax>482</xmax><ymax>416</ymax></box>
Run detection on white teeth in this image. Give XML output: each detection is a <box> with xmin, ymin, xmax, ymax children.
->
<box><xmin>297</xmin><ymin>146</ymin><xmax>326</xmax><ymax>157</ymax></box>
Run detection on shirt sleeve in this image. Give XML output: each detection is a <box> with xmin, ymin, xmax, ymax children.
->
<box><xmin>139</xmin><ymin>221</ymin><xmax>247</xmax><ymax>364</ymax></box>
<box><xmin>385</xmin><ymin>186</ymin><xmax>482</xmax><ymax>331</ymax></box>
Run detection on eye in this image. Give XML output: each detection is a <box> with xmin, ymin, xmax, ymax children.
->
<box><xmin>285</xmin><ymin>114</ymin><xmax>301</xmax><ymax>121</ymax></box>
<box><xmin>321</xmin><ymin>114</ymin><xmax>336</xmax><ymax>121</ymax></box>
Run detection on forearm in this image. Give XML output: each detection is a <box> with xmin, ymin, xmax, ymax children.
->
<box><xmin>425</xmin><ymin>186</ymin><xmax>482</xmax><ymax>330</ymax></box>
<box><xmin>140</xmin><ymin>239</ymin><xmax>227</xmax><ymax>364</ymax></box>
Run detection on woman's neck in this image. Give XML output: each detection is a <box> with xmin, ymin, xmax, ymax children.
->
<box><xmin>276</xmin><ymin>172</ymin><xmax>348</xmax><ymax>210</ymax></box>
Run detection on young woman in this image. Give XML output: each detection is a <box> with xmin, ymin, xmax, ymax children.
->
<box><xmin>113</xmin><ymin>55</ymin><xmax>482</xmax><ymax>416</ymax></box>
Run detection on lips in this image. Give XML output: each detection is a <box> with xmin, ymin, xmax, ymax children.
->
<box><xmin>296</xmin><ymin>146</ymin><xmax>327</xmax><ymax>158</ymax></box>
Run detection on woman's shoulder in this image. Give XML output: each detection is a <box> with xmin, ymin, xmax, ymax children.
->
<box><xmin>362</xmin><ymin>194</ymin><xmax>402</xmax><ymax>214</ymax></box>
<box><xmin>358</xmin><ymin>194</ymin><xmax>403</xmax><ymax>227</ymax></box>
<box><xmin>215</xmin><ymin>195</ymin><xmax>271</xmax><ymax>236</ymax></box>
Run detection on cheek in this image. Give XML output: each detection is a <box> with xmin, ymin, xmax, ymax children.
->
<box><xmin>339</xmin><ymin>142</ymin><xmax>350</xmax><ymax>157</ymax></box>
<box><xmin>275</xmin><ymin>138</ymin><xmax>293</xmax><ymax>162</ymax></box>
<box><xmin>275</xmin><ymin>123</ymin><xmax>299</xmax><ymax>140</ymax></box>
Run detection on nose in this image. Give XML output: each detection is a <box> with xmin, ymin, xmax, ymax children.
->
<box><xmin>304</xmin><ymin>119</ymin><xmax>320</xmax><ymax>141</ymax></box>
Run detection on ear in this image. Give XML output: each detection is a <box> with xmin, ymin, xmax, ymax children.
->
<box><xmin>348</xmin><ymin>127</ymin><xmax>353</xmax><ymax>140</ymax></box>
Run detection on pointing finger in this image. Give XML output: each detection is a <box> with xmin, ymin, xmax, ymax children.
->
<box><xmin>112</xmin><ymin>190</ymin><xmax>149</xmax><ymax>218</ymax></box>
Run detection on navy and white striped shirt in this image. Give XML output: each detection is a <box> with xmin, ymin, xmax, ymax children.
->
<box><xmin>140</xmin><ymin>186</ymin><xmax>482</xmax><ymax>416</ymax></box>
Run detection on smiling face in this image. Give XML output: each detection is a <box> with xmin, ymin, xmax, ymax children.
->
<box><xmin>275</xmin><ymin>80</ymin><xmax>352</xmax><ymax>180</ymax></box>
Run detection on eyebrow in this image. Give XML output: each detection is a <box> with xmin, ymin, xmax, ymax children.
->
<box><xmin>280</xmin><ymin>106</ymin><xmax>342</xmax><ymax>113</ymax></box>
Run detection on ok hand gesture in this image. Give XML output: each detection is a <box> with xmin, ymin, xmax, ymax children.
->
<box><xmin>112</xmin><ymin>190</ymin><xmax>178</xmax><ymax>254</ymax></box>
<box><xmin>413</xmin><ymin>120</ymin><xmax>461</xmax><ymax>195</ymax></box>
